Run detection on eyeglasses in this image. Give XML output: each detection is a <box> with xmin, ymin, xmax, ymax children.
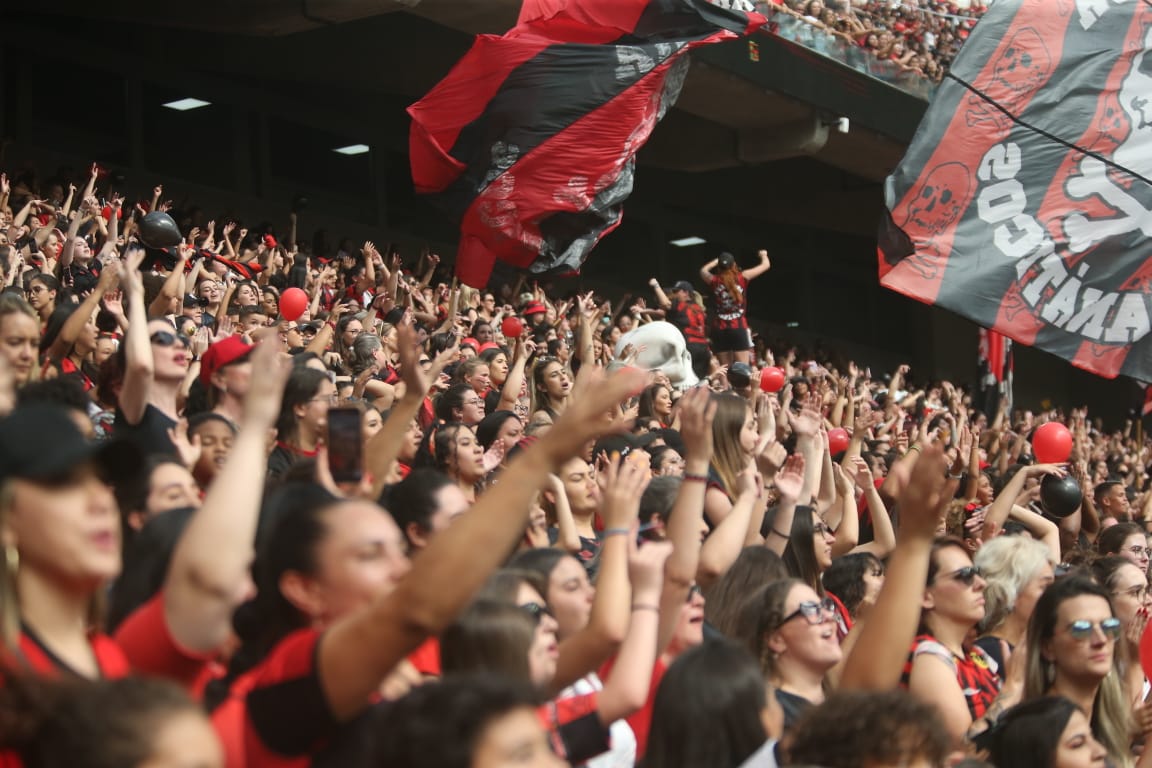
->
<box><xmin>779</xmin><ymin>597</ymin><xmax>837</xmax><ymax>627</ymax></box>
<box><xmin>1113</xmin><ymin>584</ymin><xmax>1150</xmax><ymax>601</ymax></box>
<box><xmin>938</xmin><ymin>565</ymin><xmax>983</xmax><ymax>586</ymax></box>
<box><xmin>519</xmin><ymin>602</ymin><xmax>555</xmax><ymax>624</ymax></box>
<box><xmin>462</xmin><ymin>398</ymin><xmax>483</xmax><ymax>407</ymax></box>
<box><xmin>813</xmin><ymin>521</ymin><xmax>834</xmax><ymax>537</ymax></box>
<box><xmin>150</xmin><ymin>331</ymin><xmax>190</xmax><ymax>349</ymax></box>
<box><xmin>310</xmin><ymin>395</ymin><xmax>339</xmax><ymax>405</ymax></box>
<box><xmin>1067</xmin><ymin>617</ymin><xmax>1122</xmax><ymax>641</ymax></box>
<box><xmin>1127</xmin><ymin>545</ymin><xmax>1151</xmax><ymax>558</ymax></box>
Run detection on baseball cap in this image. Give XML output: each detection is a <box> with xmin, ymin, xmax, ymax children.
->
<box><xmin>671</xmin><ymin>280</ymin><xmax>694</xmax><ymax>293</ymax></box>
<box><xmin>717</xmin><ymin>252</ymin><xmax>736</xmax><ymax>269</ymax></box>
<box><xmin>728</xmin><ymin>362</ymin><xmax>753</xmax><ymax>389</ymax></box>
<box><xmin>523</xmin><ymin>301</ymin><xmax>547</xmax><ymax>317</ymax></box>
<box><xmin>200</xmin><ymin>335</ymin><xmax>253</xmax><ymax>385</ymax></box>
<box><xmin>0</xmin><ymin>405</ymin><xmax>139</xmax><ymax>486</ymax></box>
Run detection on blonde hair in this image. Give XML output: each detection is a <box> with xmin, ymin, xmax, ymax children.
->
<box><xmin>709</xmin><ymin>394</ymin><xmax>750</xmax><ymax>499</ymax></box>
<box><xmin>975</xmin><ymin>535</ymin><xmax>1055</xmax><ymax>634</ymax></box>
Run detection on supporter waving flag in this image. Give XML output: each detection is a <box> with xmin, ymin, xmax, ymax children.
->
<box><xmin>408</xmin><ymin>0</ymin><xmax>765</xmax><ymax>288</ymax></box>
<box><xmin>879</xmin><ymin>0</ymin><xmax>1152</xmax><ymax>380</ymax></box>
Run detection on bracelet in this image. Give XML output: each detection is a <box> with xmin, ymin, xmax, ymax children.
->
<box><xmin>683</xmin><ymin>472</ymin><xmax>708</xmax><ymax>483</ymax></box>
<box><xmin>602</xmin><ymin>528</ymin><xmax>630</xmax><ymax>538</ymax></box>
<box><xmin>907</xmin><ymin>444</ymin><xmax>922</xmax><ymax>454</ymax></box>
<box><xmin>768</xmin><ymin>526</ymin><xmax>791</xmax><ymax>539</ymax></box>
<box><xmin>948</xmin><ymin>471</ymin><xmax>964</xmax><ymax>480</ymax></box>
<box><xmin>631</xmin><ymin>604</ymin><xmax>660</xmax><ymax>613</ymax></box>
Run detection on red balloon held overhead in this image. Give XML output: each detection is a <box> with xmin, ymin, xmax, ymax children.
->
<box><xmin>279</xmin><ymin>287</ymin><xmax>308</xmax><ymax>322</ymax></box>
<box><xmin>828</xmin><ymin>427</ymin><xmax>850</xmax><ymax>455</ymax></box>
<box><xmin>760</xmin><ymin>366</ymin><xmax>786</xmax><ymax>393</ymax></box>
<box><xmin>1033</xmin><ymin>422</ymin><xmax>1072</xmax><ymax>464</ymax></box>
<box><xmin>501</xmin><ymin>316</ymin><xmax>524</xmax><ymax>339</ymax></box>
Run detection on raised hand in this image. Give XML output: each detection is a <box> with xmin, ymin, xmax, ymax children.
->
<box><xmin>897</xmin><ymin>444</ymin><xmax>956</xmax><ymax>541</ymax></box>
<box><xmin>600</xmin><ymin>454</ymin><xmax>651</xmax><ymax>530</ymax></box>
<box><xmin>167</xmin><ymin>417</ymin><xmax>203</xmax><ymax>469</ymax></box>
<box><xmin>482</xmin><ymin>439</ymin><xmax>505</xmax><ymax>473</ymax></box>
<box><xmin>677</xmin><ymin>386</ymin><xmax>716</xmax><ymax>465</ymax></box>
<box><xmin>773</xmin><ymin>453</ymin><xmax>805</xmax><ymax>503</ymax></box>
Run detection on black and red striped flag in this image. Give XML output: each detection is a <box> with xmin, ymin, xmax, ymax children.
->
<box><xmin>978</xmin><ymin>327</ymin><xmax>1013</xmax><ymax>418</ymax></box>
<box><xmin>879</xmin><ymin>0</ymin><xmax>1152</xmax><ymax>381</ymax></box>
<box><xmin>408</xmin><ymin>0</ymin><xmax>765</xmax><ymax>288</ymax></box>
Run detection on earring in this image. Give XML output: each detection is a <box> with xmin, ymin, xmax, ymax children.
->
<box><xmin>4</xmin><ymin>543</ymin><xmax>17</xmax><ymax>581</ymax></box>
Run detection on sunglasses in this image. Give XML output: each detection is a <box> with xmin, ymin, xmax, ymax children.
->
<box><xmin>519</xmin><ymin>602</ymin><xmax>555</xmax><ymax>624</ymax></box>
<box><xmin>779</xmin><ymin>597</ymin><xmax>837</xmax><ymax>627</ymax></box>
<box><xmin>150</xmin><ymin>330</ymin><xmax>190</xmax><ymax>349</ymax></box>
<box><xmin>1067</xmin><ymin>618</ymin><xmax>1122</xmax><ymax>641</ymax></box>
<box><xmin>938</xmin><ymin>565</ymin><xmax>983</xmax><ymax>586</ymax></box>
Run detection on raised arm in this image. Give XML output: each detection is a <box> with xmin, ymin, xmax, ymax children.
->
<box><xmin>117</xmin><ymin>247</ymin><xmax>155</xmax><ymax>426</ymax></box>
<box><xmin>162</xmin><ymin>335</ymin><xmax>291</xmax><ymax>653</ymax></box>
<box><xmin>698</xmin><ymin>258</ymin><xmax>718</xmax><ymax>283</ymax></box>
<box><xmin>741</xmin><ymin>248</ymin><xmax>772</xmax><ymax>281</ymax></box>
<box><xmin>148</xmin><ymin>249</ymin><xmax>191</xmax><ymax>319</ymax></box>
<box><xmin>839</xmin><ymin>444</ymin><xmax>957</xmax><ymax>690</ymax></box>
<box><xmin>317</xmin><ymin>359</ymin><xmax>647</xmax><ymax>720</ymax></box>
<box><xmin>982</xmin><ymin>463</ymin><xmax>1066</xmax><ymax>541</ymax></box>
<box><xmin>648</xmin><ymin>278</ymin><xmax>672</xmax><ymax>310</ymax></box>
<box><xmin>45</xmin><ymin>267</ymin><xmax>118</xmax><ymax>362</ymax></box>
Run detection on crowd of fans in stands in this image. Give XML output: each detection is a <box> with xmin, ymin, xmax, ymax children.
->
<box><xmin>3</xmin><ymin>157</ymin><xmax>1152</xmax><ymax>768</ymax></box>
<box><xmin>748</xmin><ymin>0</ymin><xmax>988</xmax><ymax>83</ymax></box>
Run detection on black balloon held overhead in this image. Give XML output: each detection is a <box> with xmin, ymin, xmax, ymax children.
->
<box><xmin>1040</xmin><ymin>474</ymin><xmax>1082</xmax><ymax>519</ymax></box>
<box><xmin>138</xmin><ymin>212</ymin><xmax>183</xmax><ymax>249</ymax></box>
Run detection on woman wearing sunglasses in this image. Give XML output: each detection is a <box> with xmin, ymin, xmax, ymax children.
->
<box><xmin>735</xmin><ymin>578</ymin><xmax>843</xmax><ymax>735</ymax></box>
<box><xmin>901</xmin><ymin>537</ymin><xmax>1000</xmax><ymax>748</ymax></box>
<box><xmin>1022</xmin><ymin>575</ymin><xmax>1134</xmax><ymax>766</ymax></box>
<box><xmin>114</xmin><ymin>248</ymin><xmax>189</xmax><ymax>457</ymax></box>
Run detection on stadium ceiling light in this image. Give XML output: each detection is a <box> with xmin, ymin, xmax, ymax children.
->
<box><xmin>333</xmin><ymin>144</ymin><xmax>371</xmax><ymax>155</ymax></box>
<box><xmin>669</xmin><ymin>236</ymin><xmax>706</xmax><ymax>247</ymax></box>
<box><xmin>162</xmin><ymin>98</ymin><xmax>212</xmax><ymax>111</ymax></box>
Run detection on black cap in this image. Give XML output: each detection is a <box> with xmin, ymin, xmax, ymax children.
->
<box><xmin>671</xmin><ymin>280</ymin><xmax>694</xmax><ymax>294</ymax></box>
<box><xmin>717</xmin><ymin>252</ymin><xmax>736</xmax><ymax>269</ymax></box>
<box><xmin>0</xmin><ymin>405</ymin><xmax>140</xmax><ymax>486</ymax></box>
<box><xmin>728</xmin><ymin>362</ymin><xmax>753</xmax><ymax>389</ymax></box>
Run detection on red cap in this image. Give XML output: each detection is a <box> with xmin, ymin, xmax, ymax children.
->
<box><xmin>460</xmin><ymin>337</ymin><xmax>479</xmax><ymax>350</ymax></box>
<box><xmin>477</xmin><ymin>342</ymin><xmax>500</xmax><ymax>354</ymax></box>
<box><xmin>523</xmin><ymin>301</ymin><xmax>546</xmax><ymax>316</ymax></box>
<box><xmin>200</xmin><ymin>335</ymin><xmax>253</xmax><ymax>385</ymax></box>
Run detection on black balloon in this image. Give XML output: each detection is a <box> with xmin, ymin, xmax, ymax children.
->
<box><xmin>138</xmin><ymin>212</ymin><xmax>183</xmax><ymax>249</ymax></box>
<box><xmin>1040</xmin><ymin>474</ymin><xmax>1082</xmax><ymax>518</ymax></box>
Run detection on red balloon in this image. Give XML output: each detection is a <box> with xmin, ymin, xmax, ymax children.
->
<box><xmin>501</xmin><ymin>316</ymin><xmax>524</xmax><ymax>339</ymax></box>
<box><xmin>760</xmin><ymin>366</ymin><xmax>786</xmax><ymax>393</ymax></box>
<box><xmin>828</xmin><ymin>427</ymin><xmax>850</xmax><ymax>455</ymax></box>
<box><xmin>1033</xmin><ymin>422</ymin><xmax>1073</xmax><ymax>464</ymax></box>
<box><xmin>1140</xmin><ymin>617</ymin><xmax>1152</xmax><ymax>683</ymax></box>
<box><xmin>279</xmin><ymin>287</ymin><xmax>308</xmax><ymax>322</ymax></box>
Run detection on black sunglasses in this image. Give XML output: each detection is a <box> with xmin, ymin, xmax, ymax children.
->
<box><xmin>519</xmin><ymin>602</ymin><xmax>555</xmax><ymax>624</ymax></box>
<box><xmin>938</xmin><ymin>565</ymin><xmax>982</xmax><ymax>586</ymax></box>
<box><xmin>150</xmin><ymin>330</ymin><xmax>190</xmax><ymax>349</ymax></box>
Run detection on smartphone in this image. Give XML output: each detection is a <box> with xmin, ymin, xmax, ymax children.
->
<box><xmin>327</xmin><ymin>406</ymin><xmax>363</xmax><ymax>484</ymax></box>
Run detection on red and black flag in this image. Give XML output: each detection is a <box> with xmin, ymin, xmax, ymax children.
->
<box><xmin>879</xmin><ymin>0</ymin><xmax>1152</xmax><ymax>381</ymax></box>
<box><xmin>408</xmin><ymin>0</ymin><xmax>765</xmax><ymax>288</ymax></box>
<box><xmin>977</xmin><ymin>327</ymin><xmax>1013</xmax><ymax>418</ymax></box>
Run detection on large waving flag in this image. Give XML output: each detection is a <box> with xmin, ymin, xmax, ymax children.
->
<box><xmin>408</xmin><ymin>0</ymin><xmax>765</xmax><ymax>288</ymax></box>
<box><xmin>879</xmin><ymin>0</ymin><xmax>1152</xmax><ymax>380</ymax></box>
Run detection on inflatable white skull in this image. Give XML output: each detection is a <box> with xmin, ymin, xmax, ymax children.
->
<box><xmin>614</xmin><ymin>321</ymin><xmax>699</xmax><ymax>389</ymax></box>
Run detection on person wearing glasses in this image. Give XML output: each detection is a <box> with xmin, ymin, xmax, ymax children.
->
<box><xmin>1098</xmin><ymin>522</ymin><xmax>1151</xmax><ymax>576</ymax></box>
<box><xmin>24</xmin><ymin>272</ymin><xmax>57</xmax><ymax>328</ymax></box>
<box><xmin>114</xmin><ymin>248</ymin><xmax>188</xmax><ymax>457</ymax></box>
<box><xmin>1021</xmin><ymin>576</ymin><xmax>1133</xmax><ymax>766</ymax></box>
<box><xmin>735</xmin><ymin>578</ymin><xmax>843</xmax><ymax>735</ymax></box>
<box><xmin>266</xmin><ymin>367</ymin><xmax>337</xmax><ymax>480</ymax></box>
<box><xmin>1090</xmin><ymin>556</ymin><xmax>1152</xmax><ymax>708</ymax></box>
<box><xmin>901</xmin><ymin>537</ymin><xmax>1000</xmax><ymax>747</ymax></box>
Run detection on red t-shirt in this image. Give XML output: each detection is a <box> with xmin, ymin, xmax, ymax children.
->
<box><xmin>212</xmin><ymin>628</ymin><xmax>353</xmax><ymax>768</ymax></box>
<box><xmin>1</xmin><ymin>629</ymin><xmax>131</xmax><ymax>768</ymax></box>
<box><xmin>114</xmin><ymin>592</ymin><xmax>219</xmax><ymax>697</ymax></box>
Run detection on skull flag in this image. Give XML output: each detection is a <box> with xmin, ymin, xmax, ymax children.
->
<box><xmin>879</xmin><ymin>0</ymin><xmax>1152</xmax><ymax>381</ymax></box>
<box><xmin>408</xmin><ymin>0</ymin><xmax>765</xmax><ymax>288</ymax></box>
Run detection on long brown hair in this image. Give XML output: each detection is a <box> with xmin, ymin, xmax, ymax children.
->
<box><xmin>710</xmin><ymin>393</ymin><xmax>750</xmax><ymax>498</ymax></box>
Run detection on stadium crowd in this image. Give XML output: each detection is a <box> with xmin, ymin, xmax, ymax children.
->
<box><xmin>748</xmin><ymin>0</ymin><xmax>988</xmax><ymax>83</ymax></box>
<box><xmin>1</xmin><ymin>158</ymin><xmax>1151</xmax><ymax>768</ymax></box>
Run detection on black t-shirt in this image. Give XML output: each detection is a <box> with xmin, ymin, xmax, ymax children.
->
<box><xmin>113</xmin><ymin>403</ymin><xmax>177</xmax><ymax>458</ymax></box>
<box><xmin>775</xmin><ymin>689</ymin><xmax>813</xmax><ymax>734</ymax></box>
